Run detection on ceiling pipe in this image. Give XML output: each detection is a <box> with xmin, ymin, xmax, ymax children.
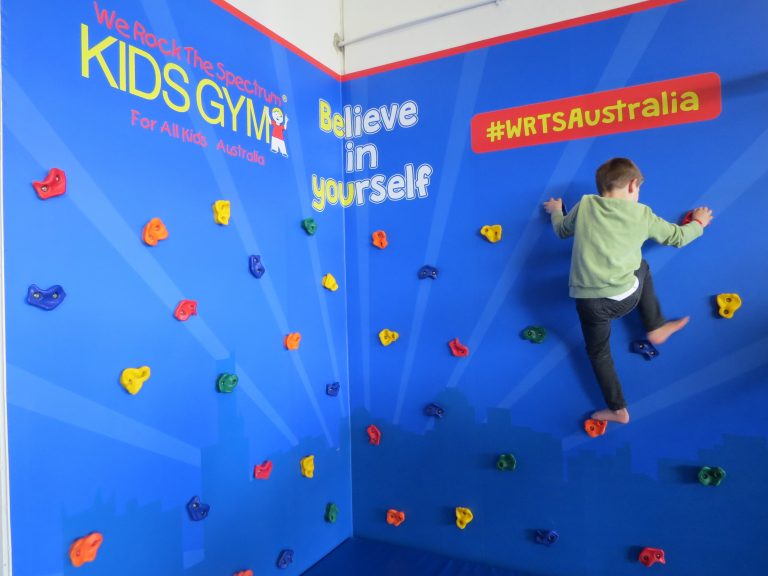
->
<box><xmin>335</xmin><ymin>0</ymin><xmax>504</xmax><ymax>50</ymax></box>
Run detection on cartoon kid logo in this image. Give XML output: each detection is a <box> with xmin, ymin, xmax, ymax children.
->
<box><xmin>270</xmin><ymin>107</ymin><xmax>289</xmax><ymax>157</ymax></box>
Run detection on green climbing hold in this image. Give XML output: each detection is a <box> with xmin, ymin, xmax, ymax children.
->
<box><xmin>325</xmin><ymin>502</ymin><xmax>339</xmax><ymax>523</ymax></box>
<box><xmin>302</xmin><ymin>218</ymin><xmax>318</xmax><ymax>235</ymax></box>
<box><xmin>216</xmin><ymin>373</ymin><xmax>239</xmax><ymax>393</ymax></box>
<box><xmin>496</xmin><ymin>453</ymin><xmax>517</xmax><ymax>471</ymax></box>
<box><xmin>522</xmin><ymin>326</ymin><xmax>546</xmax><ymax>344</ymax></box>
<box><xmin>698</xmin><ymin>466</ymin><xmax>726</xmax><ymax>486</ymax></box>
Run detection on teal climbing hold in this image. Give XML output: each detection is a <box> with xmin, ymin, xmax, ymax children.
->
<box><xmin>496</xmin><ymin>454</ymin><xmax>517</xmax><ymax>471</ymax></box>
<box><xmin>698</xmin><ymin>466</ymin><xmax>726</xmax><ymax>486</ymax></box>
<box><xmin>522</xmin><ymin>326</ymin><xmax>546</xmax><ymax>344</ymax></box>
<box><xmin>325</xmin><ymin>502</ymin><xmax>339</xmax><ymax>523</ymax></box>
<box><xmin>217</xmin><ymin>373</ymin><xmax>239</xmax><ymax>393</ymax></box>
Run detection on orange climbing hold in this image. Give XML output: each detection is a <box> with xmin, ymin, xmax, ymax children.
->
<box><xmin>142</xmin><ymin>218</ymin><xmax>169</xmax><ymax>246</ymax></box>
<box><xmin>372</xmin><ymin>230</ymin><xmax>388</xmax><ymax>249</ymax></box>
<box><xmin>386</xmin><ymin>509</ymin><xmax>406</xmax><ymax>526</ymax></box>
<box><xmin>69</xmin><ymin>532</ymin><xmax>103</xmax><ymax>567</ymax></box>
<box><xmin>584</xmin><ymin>419</ymin><xmax>608</xmax><ymax>438</ymax></box>
<box><xmin>234</xmin><ymin>570</ymin><xmax>254</xmax><ymax>576</ymax></box>
<box><xmin>284</xmin><ymin>333</ymin><xmax>301</xmax><ymax>350</ymax></box>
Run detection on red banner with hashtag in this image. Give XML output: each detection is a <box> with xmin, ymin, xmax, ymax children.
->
<box><xmin>470</xmin><ymin>73</ymin><xmax>721</xmax><ymax>153</ymax></box>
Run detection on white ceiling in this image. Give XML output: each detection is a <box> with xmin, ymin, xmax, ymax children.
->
<box><xmin>219</xmin><ymin>0</ymin><xmax>670</xmax><ymax>77</ymax></box>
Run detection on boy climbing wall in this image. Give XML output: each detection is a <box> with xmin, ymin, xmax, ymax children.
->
<box><xmin>543</xmin><ymin>158</ymin><xmax>713</xmax><ymax>424</ymax></box>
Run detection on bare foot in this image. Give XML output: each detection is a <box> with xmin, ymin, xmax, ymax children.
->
<box><xmin>647</xmin><ymin>317</ymin><xmax>690</xmax><ymax>345</ymax></box>
<box><xmin>591</xmin><ymin>408</ymin><xmax>630</xmax><ymax>424</ymax></box>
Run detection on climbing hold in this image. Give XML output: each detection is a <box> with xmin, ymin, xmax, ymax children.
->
<box><xmin>367</xmin><ymin>425</ymin><xmax>381</xmax><ymax>446</ymax></box>
<box><xmin>638</xmin><ymin>547</ymin><xmax>666</xmax><ymax>567</ymax></box>
<box><xmin>698</xmin><ymin>466</ymin><xmax>726</xmax><ymax>487</ymax></box>
<box><xmin>301</xmin><ymin>455</ymin><xmax>315</xmax><ymax>478</ymax></box>
<box><xmin>584</xmin><ymin>419</ymin><xmax>608</xmax><ymax>438</ymax></box>
<box><xmin>630</xmin><ymin>339</ymin><xmax>659</xmax><ymax>360</ymax></box>
<box><xmin>213</xmin><ymin>200</ymin><xmax>231</xmax><ymax>225</ymax></box>
<box><xmin>326</xmin><ymin>382</ymin><xmax>340</xmax><ymax>396</ymax></box>
<box><xmin>302</xmin><ymin>218</ymin><xmax>317</xmax><ymax>235</ymax></box>
<box><xmin>26</xmin><ymin>284</ymin><xmax>66</xmax><ymax>311</ymax></box>
<box><xmin>249</xmin><ymin>255</ymin><xmax>266</xmax><ymax>278</ymax></box>
<box><xmin>681</xmin><ymin>210</ymin><xmax>694</xmax><ymax>225</ymax></box>
<box><xmin>522</xmin><ymin>326</ymin><xmax>546</xmax><ymax>343</ymax></box>
<box><xmin>480</xmin><ymin>224</ymin><xmax>502</xmax><ymax>243</ymax></box>
<box><xmin>418</xmin><ymin>265</ymin><xmax>439</xmax><ymax>280</ymax></box>
<box><xmin>234</xmin><ymin>570</ymin><xmax>253</xmax><ymax>576</ymax></box>
<box><xmin>386</xmin><ymin>509</ymin><xmax>406</xmax><ymax>527</ymax></box>
<box><xmin>455</xmin><ymin>507</ymin><xmax>474</xmax><ymax>529</ymax></box>
<box><xmin>216</xmin><ymin>373</ymin><xmax>238</xmax><ymax>393</ymax></box>
<box><xmin>378</xmin><ymin>329</ymin><xmax>399</xmax><ymax>346</ymax></box>
<box><xmin>120</xmin><ymin>366</ymin><xmax>151</xmax><ymax>395</ymax></box>
<box><xmin>284</xmin><ymin>333</ymin><xmax>301</xmax><ymax>350</ymax></box>
<box><xmin>69</xmin><ymin>532</ymin><xmax>103</xmax><ymax>567</ymax></box>
<box><xmin>449</xmin><ymin>338</ymin><xmax>469</xmax><ymax>357</ymax></box>
<box><xmin>32</xmin><ymin>168</ymin><xmax>66</xmax><ymax>199</ymax></box>
<box><xmin>496</xmin><ymin>454</ymin><xmax>517</xmax><ymax>471</ymax></box>
<box><xmin>535</xmin><ymin>530</ymin><xmax>559</xmax><ymax>546</ymax></box>
<box><xmin>142</xmin><ymin>217</ymin><xmax>169</xmax><ymax>246</ymax></box>
<box><xmin>253</xmin><ymin>460</ymin><xmax>273</xmax><ymax>480</ymax></box>
<box><xmin>325</xmin><ymin>503</ymin><xmax>339</xmax><ymax>523</ymax></box>
<box><xmin>277</xmin><ymin>549</ymin><xmax>294</xmax><ymax>569</ymax></box>
<box><xmin>424</xmin><ymin>403</ymin><xmax>445</xmax><ymax>418</ymax></box>
<box><xmin>174</xmin><ymin>299</ymin><xmax>198</xmax><ymax>321</ymax></box>
<box><xmin>322</xmin><ymin>273</ymin><xmax>339</xmax><ymax>291</ymax></box>
<box><xmin>372</xmin><ymin>230</ymin><xmax>388</xmax><ymax>249</ymax></box>
<box><xmin>187</xmin><ymin>496</ymin><xmax>210</xmax><ymax>521</ymax></box>
<box><xmin>716</xmin><ymin>293</ymin><xmax>741</xmax><ymax>319</ymax></box>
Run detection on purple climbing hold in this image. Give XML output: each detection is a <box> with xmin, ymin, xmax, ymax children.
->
<box><xmin>249</xmin><ymin>255</ymin><xmax>265</xmax><ymax>278</ymax></box>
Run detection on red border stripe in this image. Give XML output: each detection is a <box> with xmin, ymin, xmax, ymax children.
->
<box><xmin>211</xmin><ymin>0</ymin><xmax>683</xmax><ymax>82</ymax></box>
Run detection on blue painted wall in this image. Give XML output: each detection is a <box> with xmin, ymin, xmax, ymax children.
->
<box><xmin>2</xmin><ymin>1</ymin><xmax>350</xmax><ymax>575</ymax></box>
<box><xmin>344</xmin><ymin>0</ymin><xmax>768</xmax><ymax>574</ymax></box>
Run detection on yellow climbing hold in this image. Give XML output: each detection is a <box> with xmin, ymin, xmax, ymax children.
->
<box><xmin>455</xmin><ymin>507</ymin><xmax>474</xmax><ymax>529</ymax></box>
<box><xmin>716</xmin><ymin>293</ymin><xmax>741</xmax><ymax>319</ymax></box>
<box><xmin>120</xmin><ymin>366</ymin><xmax>151</xmax><ymax>395</ymax></box>
<box><xmin>480</xmin><ymin>224</ymin><xmax>502</xmax><ymax>243</ymax></box>
<box><xmin>379</xmin><ymin>329</ymin><xmax>400</xmax><ymax>346</ymax></box>
<box><xmin>322</xmin><ymin>273</ymin><xmax>339</xmax><ymax>292</ymax></box>
<box><xmin>301</xmin><ymin>455</ymin><xmax>315</xmax><ymax>478</ymax></box>
<box><xmin>213</xmin><ymin>200</ymin><xmax>231</xmax><ymax>225</ymax></box>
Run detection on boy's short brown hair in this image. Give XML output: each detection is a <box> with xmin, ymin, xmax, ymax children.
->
<box><xmin>595</xmin><ymin>158</ymin><xmax>644</xmax><ymax>195</ymax></box>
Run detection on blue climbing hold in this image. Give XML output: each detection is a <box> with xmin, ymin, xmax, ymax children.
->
<box><xmin>424</xmin><ymin>403</ymin><xmax>445</xmax><ymax>418</ymax></box>
<box><xmin>277</xmin><ymin>549</ymin><xmax>293</xmax><ymax>569</ymax></box>
<box><xmin>535</xmin><ymin>529</ymin><xmax>559</xmax><ymax>546</ymax></box>
<box><xmin>630</xmin><ymin>339</ymin><xmax>659</xmax><ymax>360</ymax></box>
<box><xmin>249</xmin><ymin>255</ymin><xmax>265</xmax><ymax>278</ymax></box>
<box><xmin>187</xmin><ymin>496</ymin><xmax>210</xmax><ymax>521</ymax></box>
<box><xmin>418</xmin><ymin>265</ymin><xmax>439</xmax><ymax>280</ymax></box>
<box><xmin>26</xmin><ymin>284</ymin><xmax>66</xmax><ymax>311</ymax></box>
<box><xmin>326</xmin><ymin>382</ymin><xmax>340</xmax><ymax>396</ymax></box>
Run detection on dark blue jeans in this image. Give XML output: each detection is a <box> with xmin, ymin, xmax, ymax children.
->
<box><xmin>575</xmin><ymin>260</ymin><xmax>665</xmax><ymax>411</ymax></box>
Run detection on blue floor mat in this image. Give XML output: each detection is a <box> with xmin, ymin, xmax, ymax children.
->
<box><xmin>303</xmin><ymin>538</ymin><xmax>532</xmax><ymax>576</ymax></box>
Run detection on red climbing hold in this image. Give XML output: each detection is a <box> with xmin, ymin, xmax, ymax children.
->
<box><xmin>367</xmin><ymin>425</ymin><xmax>381</xmax><ymax>446</ymax></box>
<box><xmin>253</xmin><ymin>461</ymin><xmax>273</xmax><ymax>480</ymax></box>
<box><xmin>680</xmin><ymin>210</ymin><xmax>694</xmax><ymax>225</ymax></box>
<box><xmin>32</xmin><ymin>168</ymin><xmax>66</xmax><ymax>199</ymax></box>
<box><xmin>174</xmin><ymin>300</ymin><xmax>198</xmax><ymax>321</ymax></box>
<box><xmin>639</xmin><ymin>547</ymin><xmax>666</xmax><ymax>567</ymax></box>
<box><xmin>372</xmin><ymin>230</ymin><xmax>388</xmax><ymax>249</ymax></box>
<box><xmin>449</xmin><ymin>338</ymin><xmax>469</xmax><ymax>357</ymax></box>
<box><xmin>584</xmin><ymin>419</ymin><xmax>608</xmax><ymax>438</ymax></box>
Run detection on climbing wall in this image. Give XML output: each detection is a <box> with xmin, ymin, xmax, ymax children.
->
<box><xmin>344</xmin><ymin>0</ymin><xmax>768</xmax><ymax>574</ymax></box>
<box><xmin>1</xmin><ymin>1</ymin><xmax>350</xmax><ymax>574</ymax></box>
